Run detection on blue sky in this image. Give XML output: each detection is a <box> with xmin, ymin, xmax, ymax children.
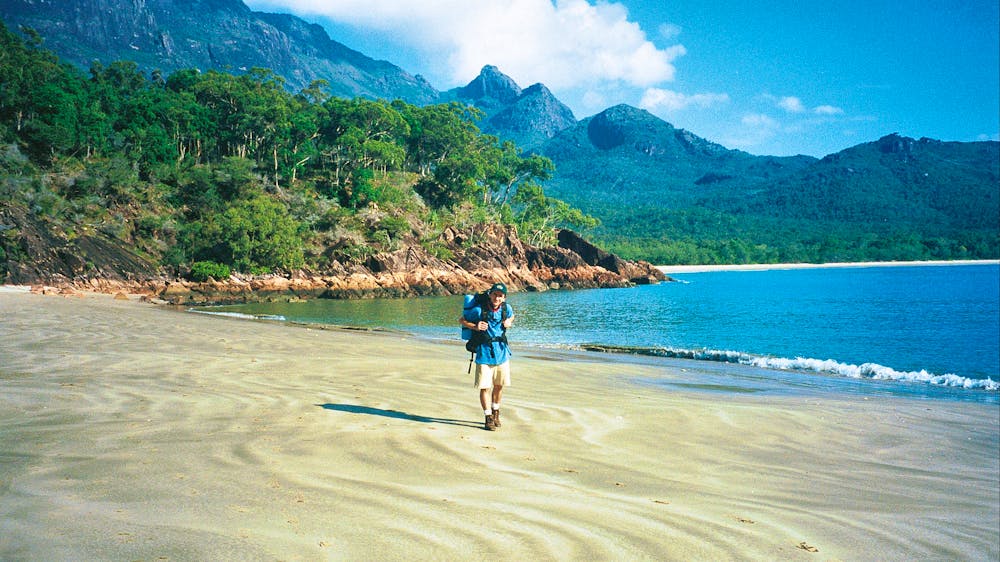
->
<box><xmin>244</xmin><ymin>0</ymin><xmax>999</xmax><ymax>158</ymax></box>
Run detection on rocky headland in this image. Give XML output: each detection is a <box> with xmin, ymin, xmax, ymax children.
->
<box><xmin>3</xmin><ymin>208</ymin><xmax>666</xmax><ymax>304</ymax></box>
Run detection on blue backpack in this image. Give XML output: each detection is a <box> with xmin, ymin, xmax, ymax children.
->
<box><xmin>461</xmin><ymin>292</ymin><xmax>509</xmax><ymax>353</ymax></box>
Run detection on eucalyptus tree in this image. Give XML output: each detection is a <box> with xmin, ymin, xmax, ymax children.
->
<box><xmin>0</xmin><ymin>22</ymin><xmax>97</xmax><ymax>159</ymax></box>
<box><xmin>317</xmin><ymin>97</ymin><xmax>409</xmax><ymax>207</ymax></box>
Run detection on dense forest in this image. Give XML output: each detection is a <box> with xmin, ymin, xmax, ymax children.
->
<box><xmin>588</xmin><ymin>203</ymin><xmax>998</xmax><ymax>265</ymax></box>
<box><xmin>0</xmin><ymin>23</ymin><xmax>597</xmax><ymax>281</ymax></box>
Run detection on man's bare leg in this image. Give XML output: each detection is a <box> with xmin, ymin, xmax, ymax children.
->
<box><xmin>491</xmin><ymin>386</ymin><xmax>503</xmax><ymax>427</ymax></box>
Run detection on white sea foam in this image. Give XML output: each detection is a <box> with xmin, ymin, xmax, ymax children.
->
<box><xmin>577</xmin><ymin>344</ymin><xmax>1000</xmax><ymax>391</ymax></box>
<box><xmin>744</xmin><ymin>355</ymin><xmax>999</xmax><ymax>391</ymax></box>
<box><xmin>189</xmin><ymin>309</ymin><xmax>287</xmax><ymax>322</ymax></box>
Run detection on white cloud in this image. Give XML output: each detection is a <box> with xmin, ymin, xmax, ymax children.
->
<box><xmin>715</xmin><ymin>113</ymin><xmax>782</xmax><ymax>152</ymax></box>
<box><xmin>769</xmin><ymin>94</ymin><xmax>844</xmax><ymax>116</ymax></box>
<box><xmin>778</xmin><ymin>96</ymin><xmax>806</xmax><ymax>113</ymax></box>
<box><xmin>814</xmin><ymin>105</ymin><xmax>844</xmax><ymax>115</ymax></box>
<box><xmin>640</xmin><ymin>88</ymin><xmax>729</xmax><ymax>112</ymax></box>
<box><xmin>581</xmin><ymin>90</ymin><xmax>608</xmax><ymax>110</ymax></box>
<box><xmin>246</xmin><ymin>0</ymin><xmax>686</xmax><ymax>89</ymax></box>
<box><xmin>742</xmin><ymin>113</ymin><xmax>779</xmax><ymax>128</ymax></box>
<box><xmin>658</xmin><ymin>22</ymin><xmax>682</xmax><ymax>41</ymax></box>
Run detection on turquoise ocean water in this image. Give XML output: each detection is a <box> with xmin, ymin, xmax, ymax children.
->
<box><xmin>204</xmin><ymin>263</ymin><xmax>999</xmax><ymax>403</ymax></box>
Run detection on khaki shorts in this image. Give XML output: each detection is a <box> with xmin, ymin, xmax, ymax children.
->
<box><xmin>474</xmin><ymin>361</ymin><xmax>511</xmax><ymax>389</ymax></box>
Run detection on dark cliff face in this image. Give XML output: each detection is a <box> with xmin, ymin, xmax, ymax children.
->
<box><xmin>0</xmin><ymin>0</ymin><xmax>439</xmax><ymax>103</ymax></box>
<box><xmin>584</xmin><ymin>104</ymin><xmax>728</xmax><ymax>158</ymax></box>
<box><xmin>455</xmin><ymin>64</ymin><xmax>523</xmax><ymax>109</ymax></box>
<box><xmin>586</xmin><ymin>105</ymin><xmax>646</xmax><ymax>150</ymax></box>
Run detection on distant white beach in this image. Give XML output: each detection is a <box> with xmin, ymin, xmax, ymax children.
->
<box><xmin>657</xmin><ymin>259</ymin><xmax>999</xmax><ymax>275</ymax></box>
<box><xmin>0</xmin><ymin>285</ymin><xmax>31</xmax><ymax>293</ymax></box>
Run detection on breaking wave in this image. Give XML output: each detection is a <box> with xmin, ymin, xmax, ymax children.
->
<box><xmin>189</xmin><ymin>309</ymin><xmax>287</xmax><ymax>322</ymax></box>
<box><xmin>578</xmin><ymin>344</ymin><xmax>999</xmax><ymax>391</ymax></box>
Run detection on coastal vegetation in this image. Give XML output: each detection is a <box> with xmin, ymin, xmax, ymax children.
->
<box><xmin>0</xmin><ymin>23</ymin><xmax>596</xmax><ymax>280</ymax></box>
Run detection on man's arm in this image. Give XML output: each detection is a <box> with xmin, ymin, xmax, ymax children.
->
<box><xmin>460</xmin><ymin>309</ymin><xmax>487</xmax><ymax>331</ymax></box>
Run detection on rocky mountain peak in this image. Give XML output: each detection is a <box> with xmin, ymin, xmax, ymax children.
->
<box><xmin>456</xmin><ymin>64</ymin><xmax>523</xmax><ymax>106</ymax></box>
<box><xmin>595</xmin><ymin>104</ymin><xmax>664</xmax><ymax>125</ymax></box>
<box><xmin>485</xmin><ymin>81</ymin><xmax>577</xmax><ymax>150</ymax></box>
<box><xmin>586</xmin><ymin>104</ymin><xmax>668</xmax><ymax>150</ymax></box>
<box><xmin>521</xmin><ymin>82</ymin><xmax>552</xmax><ymax>97</ymax></box>
<box><xmin>876</xmin><ymin>133</ymin><xmax>916</xmax><ymax>154</ymax></box>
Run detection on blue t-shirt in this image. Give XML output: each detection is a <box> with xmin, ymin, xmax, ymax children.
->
<box><xmin>464</xmin><ymin>302</ymin><xmax>513</xmax><ymax>365</ymax></box>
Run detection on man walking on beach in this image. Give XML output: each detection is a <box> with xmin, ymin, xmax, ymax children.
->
<box><xmin>459</xmin><ymin>282</ymin><xmax>514</xmax><ymax>431</ymax></box>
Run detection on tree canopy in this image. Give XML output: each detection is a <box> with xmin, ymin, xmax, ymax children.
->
<box><xmin>0</xmin><ymin>22</ymin><xmax>597</xmax><ymax>278</ymax></box>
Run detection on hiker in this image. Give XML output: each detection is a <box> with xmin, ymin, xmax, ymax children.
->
<box><xmin>459</xmin><ymin>282</ymin><xmax>514</xmax><ymax>431</ymax></box>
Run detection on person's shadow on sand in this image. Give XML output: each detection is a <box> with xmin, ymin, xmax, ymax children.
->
<box><xmin>317</xmin><ymin>404</ymin><xmax>483</xmax><ymax>428</ymax></box>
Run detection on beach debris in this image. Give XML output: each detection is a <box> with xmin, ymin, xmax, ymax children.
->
<box><xmin>733</xmin><ymin>515</ymin><xmax>755</xmax><ymax>524</ymax></box>
<box><xmin>653</xmin><ymin>499</ymin><xmax>671</xmax><ymax>505</ymax></box>
<box><xmin>115</xmin><ymin>532</ymin><xmax>134</xmax><ymax>544</ymax></box>
<box><xmin>796</xmin><ymin>541</ymin><xmax>819</xmax><ymax>553</ymax></box>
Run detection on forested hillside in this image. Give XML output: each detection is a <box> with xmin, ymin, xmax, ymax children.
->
<box><xmin>539</xmin><ymin>107</ymin><xmax>999</xmax><ymax>264</ymax></box>
<box><xmin>0</xmin><ymin>23</ymin><xmax>596</xmax><ymax>284</ymax></box>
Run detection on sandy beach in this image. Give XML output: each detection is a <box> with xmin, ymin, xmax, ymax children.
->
<box><xmin>1</xmin><ymin>290</ymin><xmax>997</xmax><ymax>561</ymax></box>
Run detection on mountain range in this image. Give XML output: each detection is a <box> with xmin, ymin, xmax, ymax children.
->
<box><xmin>1</xmin><ymin>0</ymin><xmax>997</xmax><ymax>262</ymax></box>
<box><xmin>0</xmin><ymin>0</ymin><xmax>439</xmax><ymax>104</ymax></box>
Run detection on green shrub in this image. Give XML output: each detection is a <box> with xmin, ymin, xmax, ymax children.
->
<box><xmin>218</xmin><ymin>194</ymin><xmax>304</xmax><ymax>273</ymax></box>
<box><xmin>379</xmin><ymin>215</ymin><xmax>410</xmax><ymax>238</ymax></box>
<box><xmin>371</xmin><ymin>229</ymin><xmax>393</xmax><ymax>249</ymax></box>
<box><xmin>188</xmin><ymin>260</ymin><xmax>231</xmax><ymax>282</ymax></box>
<box><xmin>421</xmin><ymin>239</ymin><xmax>454</xmax><ymax>261</ymax></box>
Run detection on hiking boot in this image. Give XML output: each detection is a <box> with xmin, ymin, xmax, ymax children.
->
<box><xmin>492</xmin><ymin>409</ymin><xmax>501</xmax><ymax>428</ymax></box>
<box><xmin>485</xmin><ymin>414</ymin><xmax>496</xmax><ymax>431</ymax></box>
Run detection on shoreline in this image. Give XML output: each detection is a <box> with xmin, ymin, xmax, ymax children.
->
<box><xmin>1</xmin><ymin>290</ymin><xmax>998</xmax><ymax>560</ymax></box>
<box><xmin>657</xmin><ymin>259</ymin><xmax>998</xmax><ymax>274</ymax></box>
<box><xmin>2</xmin><ymin>259</ymin><xmax>994</xmax><ymax>300</ymax></box>
<box><xmin>196</xmin><ymin>308</ymin><xmax>1000</xmax><ymax>397</ymax></box>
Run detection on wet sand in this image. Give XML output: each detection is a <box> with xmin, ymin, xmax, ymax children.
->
<box><xmin>1</xmin><ymin>290</ymin><xmax>997</xmax><ymax>560</ymax></box>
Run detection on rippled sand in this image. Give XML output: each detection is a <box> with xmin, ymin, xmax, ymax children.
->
<box><xmin>1</xmin><ymin>290</ymin><xmax>997</xmax><ymax>560</ymax></box>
